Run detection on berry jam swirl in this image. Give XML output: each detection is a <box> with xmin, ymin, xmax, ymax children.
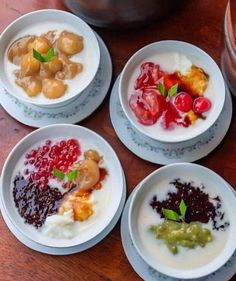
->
<box><xmin>129</xmin><ymin>61</ymin><xmax>212</xmax><ymax>129</ymax></box>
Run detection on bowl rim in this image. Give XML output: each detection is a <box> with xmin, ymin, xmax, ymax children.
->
<box><xmin>0</xmin><ymin>9</ymin><xmax>100</xmax><ymax>107</ymax></box>
<box><xmin>0</xmin><ymin>124</ymin><xmax>124</xmax><ymax>248</ymax></box>
<box><xmin>119</xmin><ymin>40</ymin><xmax>225</xmax><ymax>143</ymax></box>
<box><xmin>128</xmin><ymin>162</ymin><xmax>236</xmax><ymax>279</ymax></box>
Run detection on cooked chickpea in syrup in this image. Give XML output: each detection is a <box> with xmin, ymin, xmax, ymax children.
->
<box><xmin>8</xmin><ymin>31</ymin><xmax>84</xmax><ymax>99</ymax></box>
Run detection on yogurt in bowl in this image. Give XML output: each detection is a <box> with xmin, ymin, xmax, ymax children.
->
<box><xmin>119</xmin><ymin>41</ymin><xmax>225</xmax><ymax>143</ymax></box>
<box><xmin>0</xmin><ymin>9</ymin><xmax>100</xmax><ymax>108</ymax></box>
<box><xmin>128</xmin><ymin>163</ymin><xmax>236</xmax><ymax>279</ymax></box>
<box><xmin>0</xmin><ymin>124</ymin><xmax>123</xmax><ymax>248</ymax></box>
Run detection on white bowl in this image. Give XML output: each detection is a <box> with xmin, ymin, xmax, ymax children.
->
<box><xmin>0</xmin><ymin>124</ymin><xmax>123</xmax><ymax>248</ymax></box>
<box><xmin>119</xmin><ymin>40</ymin><xmax>225</xmax><ymax>143</ymax></box>
<box><xmin>0</xmin><ymin>9</ymin><xmax>100</xmax><ymax>108</ymax></box>
<box><xmin>128</xmin><ymin>163</ymin><xmax>236</xmax><ymax>279</ymax></box>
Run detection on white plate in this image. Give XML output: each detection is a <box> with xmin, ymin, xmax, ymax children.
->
<box><xmin>121</xmin><ymin>184</ymin><xmax>236</xmax><ymax>281</ymax></box>
<box><xmin>110</xmin><ymin>75</ymin><xmax>232</xmax><ymax>164</ymax></box>
<box><xmin>0</xmin><ymin>171</ymin><xmax>126</xmax><ymax>255</ymax></box>
<box><xmin>1</xmin><ymin>124</ymin><xmax>123</xmax><ymax>248</ymax></box>
<box><xmin>0</xmin><ymin>34</ymin><xmax>112</xmax><ymax>127</ymax></box>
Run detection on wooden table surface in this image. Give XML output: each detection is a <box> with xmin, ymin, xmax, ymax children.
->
<box><xmin>0</xmin><ymin>0</ymin><xmax>235</xmax><ymax>280</ymax></box>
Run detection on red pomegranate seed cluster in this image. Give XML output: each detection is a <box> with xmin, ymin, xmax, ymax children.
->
<box><xmin>23</xmin><ymin>138</ymin><xmax>80</xmax><ymax>190</ymax></box>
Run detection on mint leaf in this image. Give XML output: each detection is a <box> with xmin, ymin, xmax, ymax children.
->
<box><xmin>179</xmin><ymin>199</ymin><xmax>187</xmax><ymax>217</ymax></box>
<box><xmin>67</xmin><ymin>170</ymin><xmax>78</xmax><ymax>181</ymax></box>
<box><xmin>33</xmin><ymin>49</ymin><xmax>44</xmax><ymax>62</ymax></box>
<box><xmin>163</xmin><ymin>209</ymin><xmax>180</xmax><ymax>221</ymax></box>
<box><xmin>158</xmin><ymin>82</ymin><xmax>167</xmax><ymax>97</ymax></box>
<box><xmin>53</xmin><ymin>168</ymin><xmax>65</xmax><ymax>180</ymax></box>
<box><xmin>168</xmin><ymin>83</ymin><xmax>178</xmax><ymax>97</ymax></box>
<box><xmin>33</xmin><ymin>47</ymin><xmax>55</xmax><ymax>63</ymax></box>
<box><xmin>44</xmin><ymin>47</ymin><xmax>55</xmax><ymax>63</ymax></box>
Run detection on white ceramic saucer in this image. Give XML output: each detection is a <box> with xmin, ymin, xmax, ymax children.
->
<box><xmin>121</xmin><ymin>184</ymin><xmax>236</xmax><ymax>281</ymax></box>
<box><xmin>110</xmin><ymin>76</ymin><xmax>232</xmax><ymax>165</ymax></box>
<box><xmin>0</xmin><ymin>172</ymin><xmax>126</xmax><ymax>255</ymax></box>
<box><xmin>0</xmin><ymin>34</ymin><xmax>112</xmax><ymax>128</ymax></box>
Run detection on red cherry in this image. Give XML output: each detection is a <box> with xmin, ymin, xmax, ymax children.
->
<box><xmin>193</xmin><ymin>97</ymin><xmax>212</xmax><ymax>114</ymax></box>
<box><xmin>174</xmin><ymin>92</ymin><xmax>193</xmax><ymax>113</ymax></box>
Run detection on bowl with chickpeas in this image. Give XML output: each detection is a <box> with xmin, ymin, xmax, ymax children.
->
<box><xmin>0</xmin><ymin>9</ymin><xmax>100</xmax><ymax>107</ymax></box>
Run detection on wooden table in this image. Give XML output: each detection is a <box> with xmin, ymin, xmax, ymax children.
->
<box><xmin>0</xmin><ymin>0</ymin><xmax>235</xmax><ymax>280</ymax></box>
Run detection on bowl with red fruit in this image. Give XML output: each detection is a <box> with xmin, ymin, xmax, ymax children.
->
<box><xmin>0</xmin><ymin>124</ymin><xmax>124</xmax><ymax>248</ymax></box>
<box><xmin>119</xmin><ymin>40</ymin><xmax>225</xmax><ymax>143</ymax></box>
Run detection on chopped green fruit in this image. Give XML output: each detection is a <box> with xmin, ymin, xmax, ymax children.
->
<box><xmin>150</xmin><ymin>220</ymin><xmax>213</xmax><ymax>254</ymax></box>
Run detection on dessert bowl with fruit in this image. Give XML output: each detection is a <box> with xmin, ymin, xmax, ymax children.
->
<box><xmin>119</xmin><ymin>41</ymin><xmax>225</xmax><ymax>143</ymax></box>
<box><xmin>0</xmin><ymin>9</ymin><xmax>100</xmax><ymax>108</ymax></box>
<box><xmin>128</xmin><ymin>163</ymin><xmax>236</xmax><ymax>279</ymax></box>
<box><xmin>0</xmin><ymin>124</ymin><xmax>124</xmax><ymax>248</ymax></box>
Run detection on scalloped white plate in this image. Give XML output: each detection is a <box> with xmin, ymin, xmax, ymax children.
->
<box><xmin>110</xmin><ymin>75</ymin><xmax>232</xmax><ymax>165</ymax></box>
<box><xmin>0</xmin><ymin>34</ymin><xmax>112</xmax><ymax>128</ymax></box>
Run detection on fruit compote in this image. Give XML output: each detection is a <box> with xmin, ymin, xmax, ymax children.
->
<box><xmin>129</xmin><ymin>57</ymin><xmax>212</xmax><ymax>130</ymax></box>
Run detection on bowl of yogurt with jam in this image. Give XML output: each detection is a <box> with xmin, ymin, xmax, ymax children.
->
<box><xmin>0</xmin><ymin>124</ymin><xmax>123</xmax><ymax>248</ymax></box>
<box><xmin>128</xmin><ymin>163</ymin><xmax>236</xmax><ymax>279</ymax></box>
<box><xmin>119</xmin><ymin>41</ymin><xmax>225</xmax><ymax>143</ymax></box>
<box><xmin>0</xmin><ymin>9</ymin><xmax>100</xmax><ymax>108</ymax></box>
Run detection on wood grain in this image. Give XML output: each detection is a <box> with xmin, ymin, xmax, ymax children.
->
<box><xmin>0</xmin><ymin>0</ymin><xmax>235</xmax><ymax>280</ymax></box>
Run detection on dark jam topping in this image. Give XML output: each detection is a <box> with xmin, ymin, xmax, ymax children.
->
<box><xmin>13</xmin><ymin>174</ymin><xmax>63</xmax><ymax>228</ymax></box>
<box><xmin>150</xmin><ymin>179</ymin><xmax>229</xmax><ymax>231</ymax></box>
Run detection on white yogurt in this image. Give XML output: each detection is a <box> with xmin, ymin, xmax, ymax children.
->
<box><xmin>4</xmin><ymin>21</ymin><xmax>96</xmax><ymax>102</ymax></box>
<box><xmin>127</xmin><ymin>53</ymin><xmax>215</xmax><ymax>137</ymax></box>
<box><xmin>11</xmin><ymin>137</ymin><xmax>111</xmax><ymax>239</ymax></box>
<box><xmin>137</xmin><ymin>178</ymin><xmax>229</xmax><ymax>269</ymax></box>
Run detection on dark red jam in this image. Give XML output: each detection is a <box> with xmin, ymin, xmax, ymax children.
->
<box><xmin>150</xmin><ymin>179</ymin><xmax>230</xmax><ymax>231</ymax></box>
<box><xmin>13</xmin><ymin>174</ymin><xmax>63</xmax><ymax>228</ymax></box>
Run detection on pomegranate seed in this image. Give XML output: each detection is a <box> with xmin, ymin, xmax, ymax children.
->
<box><xmin>45</xmin><ymin>140</ymin><xmax>52</xmax><ymax>146</ymax></box>
<box><xmin>43</xmin><ymin>146</ymin><xmax>49</xmax><ymax>153</ymax></box>
<box><xmin>60</xmin><ymin>140</ymin><xmax>66</xmax><ymax>147</ymax></box>
<box><xmin>29</xmin><ymin>159</ymin><xmax>35</xmax><ymax>165</ymax></box>
<box><xmin>24</xmin><ymin>160</ymin><xmax>29</xmax><ymax>165</ymax></box>
<box><xmin>24</xmin><ymin>169</ymin><xmax>29</xmax><ymax>175</ymax></box>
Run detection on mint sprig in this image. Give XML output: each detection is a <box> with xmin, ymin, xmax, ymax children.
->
<box><xmin>163</xmin><ymin>199</ymin><xmax>188</xmax><ymax>222</ymax></box>
<box><xmin>53</xmin><ymin>168</ymin><xmax>65</xmax><ymax>180</ymax></box>
<box><xmin>179</xmin><ymin>199</ymin><xmax>187</xmax><ymax>217</ymax></box>
<box><xmin>163</xmin><ymin>209</ymin><xmax>180</xmax><ymax>221</ymax></box>
<box><xmin>33</xmin><ymin>47</ymin><xmax>55</xmax><ymax>63</ymax></box>
<box><xmin>157</xmin><ymin>82</ymin><xmax>179</xmax><ymax>98</ymax></box>
<box><xmin>53</xmin><ymin>168</ymin><xmax>78</xmax><ymax>181</ymax></box>
<box><xmin>168</xmin><ymin>83</ymin><xmax>178</xmax><ymax>97</ymax></box>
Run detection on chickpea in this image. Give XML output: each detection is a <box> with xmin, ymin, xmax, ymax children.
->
<box><xmin>26</xmin><ymin>77</ymin><xmax>42</xmax><ymax>97</ymax></box>
<box><xmin>57</xmin><ymin>31</ymin><xmax>83</xmax><ymax>55</ymax></box>
<box><xmin>16</xmin><ymin>76</ymin><xmax>42</xmax><ymax>97</ymax></box>
<box><xmin>8</xmin><ymin>35</ymin><xmax>36</xmax><ymax>65</ymax></box>
<box><xmin>40</xmin><ymin>63</ymin><xmax>53</xmax><ymax>79</ymax></box>
<box><xmin>42</xmin><ymin>78</ymin><xmax>67</xmax><ymax>99</ymax></box>
<box><xmin>20</xmin><ymin>52</ymin><xmax>40</xmax><ymax>77</ymax></box>
<box><xmin>48</xmin><ymin>56</ymin><xmax>62</xmax><ymax>73</ymax></box>
<box><xmin>84</xmin><ymin>150</ymin><xmax>101</xmax><ymax>163</ymax></box>
<box><xmin>28</xmin><ymin>36</ymin><xmax>51</xmax><ymax>53</ymax></box>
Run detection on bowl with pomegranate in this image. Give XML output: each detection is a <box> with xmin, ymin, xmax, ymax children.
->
<box><xmin>0</xmin><ymin>9</ymin><xmax>100</xmax><ymax>108</ymax></box>
<box><xmin>119</xmin><ymin>41</ymin><xmax>225</xmax><ymax>143</ymax></box>
<box><xmin>0</xmin><ymin>124</ymin><xmax>123</xmax><ymax>248</ymax></box>
<box><xmin>128</xmin><ymin>163</ymin><xmax>236</xmax><ymax>279</ymax></box>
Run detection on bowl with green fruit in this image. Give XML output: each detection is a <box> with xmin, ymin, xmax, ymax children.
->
<box><xmin>128</xmin><ymin>163</ymin><xmax>236</xmax><ymax>279</ymax></box>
